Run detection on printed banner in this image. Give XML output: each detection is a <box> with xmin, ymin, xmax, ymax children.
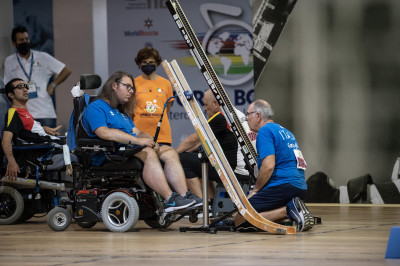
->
<box><xmin>107</xmin><ymin>0</ymin><xmax>254</xmax><ymax>146</ymax></box>
<box><xmin>13</xmin><ymin>0</ymin><xmax>54</xmax><ymax>55</ymax></box>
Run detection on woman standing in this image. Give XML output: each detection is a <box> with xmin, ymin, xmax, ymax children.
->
<box><xmin>133</xmin><ymin>47</ymin><xmax>174</xmax><ymax>145</ymax></box>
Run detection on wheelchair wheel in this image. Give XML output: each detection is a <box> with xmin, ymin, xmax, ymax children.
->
<box><xmin>76</xmin><ymin>221</ymin><xmax>97</xmax><ymax>229</ymax></box>
<box><xmin>47</xmin><ymin>207</ymin><xmax>72</xmax><ymax>231</ymax></box>
<box><xmin>101</xmin><ymin>192</ymin><xmax>139</xmax><ymax>232</ymax></box>
<box><xmin>60</xmin><ymin>196</ymin><xmax>73</xmax><ymax>217</ymax></box>
<box><xmin>144</xmin><ymin>215</ymin><xmax>172</xmax><ymax>229</ymax></box>
<box><xmin>0</xmin><ymin>186</ymin><xmax>24</xmax><ymax>225</ymax></box>
<box><xmin>18</xmin><ymin>203</ymin><xmax>36</xmax><ymax>223</ymax></box>
<box><xmin>189</xmin><ymin>212</ymin><xmax>199</xmax><ymax>223</ymax></box>
<box><xmin>18</xmin><ymin>196</ymin><xmax>40</xmax><ymax>223</ymax></box>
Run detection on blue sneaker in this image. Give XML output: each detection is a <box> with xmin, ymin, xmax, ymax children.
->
<box><xmin>164</xmin><ymin>192</ymin><xmax>195</xmax><ymax>213</ymax></box>
<box><xmin>286</xmin><ymin>197</ymin><xmax>314</xmax><ymax>231</ymax></box>
<box><xmin>215</xmin><ymin>218</ymin><xmax>234</xmax><ymax>227</ymax></box>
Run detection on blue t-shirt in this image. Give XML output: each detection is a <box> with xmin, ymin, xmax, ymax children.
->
<box><xmin>256</xmin><ymin>122</ymin><xmax>306</xmax><ymax>190</ymax></box>
<box><xmin>82</xmin><ymin>99</ymin><xmax>137</xmax><ymax>166</ymax></box>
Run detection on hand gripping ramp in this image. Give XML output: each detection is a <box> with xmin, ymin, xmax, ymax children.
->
<box><xmin>162</xmin><ymin>60</ymin><xmax>295</xmax><ymax>235</ymax></box>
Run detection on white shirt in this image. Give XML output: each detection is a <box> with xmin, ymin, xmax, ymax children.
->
<box><xmin>4</xmin><ymin>50</ymin><xmax>65</xmax><ymax>119</ymax></box>
<box><xmin>234</xmin><ymin>143</ymin><xmax>249</xmax><ymax>176</ymax></box>
<box><xmin>233</xmin><ymin>108</ymin><xmax>253</xmax><ymax>176</ymax></box>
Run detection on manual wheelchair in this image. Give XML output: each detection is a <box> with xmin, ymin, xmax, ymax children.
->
<box><xmin>46</xmin><ymin>75</ymin><xmax>200</xmax><ymax>232</ymax></box>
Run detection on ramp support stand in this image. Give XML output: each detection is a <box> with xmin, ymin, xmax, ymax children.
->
<box><xmin>179</xmin><ymin>147</ymin><xmax>235</xmax><ymax>234</ymax></box>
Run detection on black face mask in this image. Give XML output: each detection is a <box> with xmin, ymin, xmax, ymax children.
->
<box><xmin>141</xmin><ymin>64</ymin><xmax>156</xmax><ymax>76</ymax></box>
<box><xmin>16</xmin><ymin>42</ymin><xmax>31</xmax><ymax>56</ymax></box>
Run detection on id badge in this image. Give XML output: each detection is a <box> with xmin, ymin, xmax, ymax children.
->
<box><xmin>293</xmin><ymin>149</ymin><xmax>307</xmax><ymax>170</ymax></box>
<box><xmin>28</xmin><ymin>82</ymin><xmax>38</xmax><ymax>99</ymax></box>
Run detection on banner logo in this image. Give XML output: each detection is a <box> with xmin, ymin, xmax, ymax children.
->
<box><xmin>144</xmin><ymin>18</ymin><xmax>153</xmax><ymax>28</ymax></box>
<box><xmin>200</xmin><ymin>4</ymin><xmax>253</xmax><ymax>86</ymax></box>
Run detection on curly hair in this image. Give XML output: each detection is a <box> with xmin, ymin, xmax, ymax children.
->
<box><xmin>134</xmin><ymin>47</ymin><xmax>162</xmax><ymax>66</ymax></box>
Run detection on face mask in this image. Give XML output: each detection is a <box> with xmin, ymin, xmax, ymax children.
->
<box><xmin>16</xmin><ymin>42</ymin><xmax>31</xmax><ymax>56</ymax></box>
<box><xmin>141</xmin><ymin>64</ymin><xmax>156</xmax><ymax>76</ymax></box>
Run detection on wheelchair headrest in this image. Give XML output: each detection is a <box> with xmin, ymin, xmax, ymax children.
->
<box><xmin>80</xmin><ymin>74</ymin><xmax>102</xmax><ymax>90</ymax></box>
<box><xmin>73</xmin><ymin>95</ymin><xmax>96</xmax><ymax>139</ymax></box>
<box><xmin>73</xmin><ymin>94</ymin><xmax>96</xmax><ymax>116</ymax></box>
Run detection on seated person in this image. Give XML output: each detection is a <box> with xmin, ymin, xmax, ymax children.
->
<box><xmin>234</xmin><ymin>100</ymin><xmax>314</xmax><ymax>232</ymax></box>
<box><xmin>176</xmin><ymin>89</ymin><xmax>248</xmax><ymax>202</ymax></box>
<box><xmin>2</xmin><ymin>78</ymin><xmax>61</xmax><ymax>181</ymax></box>
<box><xmin>81</xmin><ymin>71</ymin><xmax>202</xmax><ymax>213</ymax></box>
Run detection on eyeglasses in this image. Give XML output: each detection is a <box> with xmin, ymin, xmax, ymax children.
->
<box><xmin>142</xmin><ymin>60</ymin><xmax>156</xmax><ymax>65</ymax></box>
<box><xmin>13</xmin><ymin>83</ymin><xmax>28</xmax><ymax>90</ymax></box>
<box><xmin>116</xmin><ymin>81</ymin><xmax>135</xmax><ymax>93</ymax></box>
<box><xmin>245</xmin><ymin>111</ymin><xmax>258</xmax><ymax>118</ymax></box>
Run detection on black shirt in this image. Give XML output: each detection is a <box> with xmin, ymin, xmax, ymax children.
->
<box><xmin>3</xmin><ymin>108</ymin><xmax>50</xmax><ymax>144</ymax></box>
<box><xmin>208</xmin><ymin>112</ymin><xmax>237</xmax><ymax>169</ymax></box>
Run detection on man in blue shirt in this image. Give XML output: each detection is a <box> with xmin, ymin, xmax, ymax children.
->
<box><xmin>82</xmin><ymin>71</ymin><xmax>200</xmax><ymax>213</ymax></box>
<box><xmin>234</xmin><ymin>99</ymin><xmax>314</xmax><ymax>232</ymax></box>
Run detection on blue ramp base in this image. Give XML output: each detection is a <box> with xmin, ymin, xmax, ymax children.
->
<box><xmin>386</xmin><ymin>227</ymin><xmax>400</xmax><ymax>259</ymax></box>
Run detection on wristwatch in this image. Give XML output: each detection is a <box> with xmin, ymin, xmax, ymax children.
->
<box><xmin>51</xmin><ymin>83</ymin><xmax>57</xmax><ymax>89</ymax></box>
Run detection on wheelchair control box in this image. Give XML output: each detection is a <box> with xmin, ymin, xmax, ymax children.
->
<box><xmin>74</xmin><ymin>190</ymin><xmax>101</xmax><ymax>223</ymax></box>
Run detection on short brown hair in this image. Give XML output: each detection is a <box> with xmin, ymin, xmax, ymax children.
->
<box><xmin>134</xmin><ymin>47</ymin><xmax>162</xmax><ymax>66</ymax></box>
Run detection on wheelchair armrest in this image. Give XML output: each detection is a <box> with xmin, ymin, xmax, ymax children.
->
<box><xmin>12</xmin><ymin>143</ymin><xmax>54</xmax><ymax>150</ymax></box>
<box><xmin>121</xmin><ymin>145</ymin><xmax>147</xmax><ymax>156</ymax></box>
<box><xmin>78</xmin><ymin>138</ymin><xmax>116</xmax><ymax>147</ymax></box>
<box><xmin>77</xmin><ymin>138</ymin><xmax>146</xmax><ymax>156</ymax></box>
<box><xmin>53</xmin><ymin>135</ymin><xmax>66</xmax><ymax>144</ymax></box>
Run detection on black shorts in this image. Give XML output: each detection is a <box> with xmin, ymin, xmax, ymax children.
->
<box><xmin>179</xmin><ymin>152</ymin><xmax>249</xmax><ymax>182</ymax></box>
<box><xmin>249</xmin><ymin>183</ymin><xmax>307</xmax><ymax>212</ymax></box>
<box><xmin>179</xmin><ymin>152</ymin><xmax>220</xmax><ymax>181</ymax></box>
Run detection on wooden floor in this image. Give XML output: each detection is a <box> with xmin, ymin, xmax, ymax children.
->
<box><xmin>0</xmin><ymin>204</ymin><xmax>399</xmax><ymax>266</ymax></box>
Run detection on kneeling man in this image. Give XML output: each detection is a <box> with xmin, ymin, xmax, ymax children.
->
<box><xmin>234</xmin><ymin>100</ymin><xmax>314</xmax><ymax>232</ymax></box>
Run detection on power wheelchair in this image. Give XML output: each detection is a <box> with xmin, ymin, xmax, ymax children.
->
<box><xmin>0</xmin><ymin>133</ymin><xmax>72</xmax><ymax>225</ymax></box>
<box><xmin>1</xmin><ymin>84</ymin><xmax>74</xmax><ymax>225</ymax></box>
<box><xmin>46</xmin><ymin>74</ymin><xmax>200</xmax><ymax>232</ymax></box>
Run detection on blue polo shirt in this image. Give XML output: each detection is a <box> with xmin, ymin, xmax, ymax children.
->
<box><xmin>82</xmin><ymin>99</ymin><xmax>137</xmax><ymax>166</ymax></box>
<box><xmin>256</xmin><ymin>122</ymin><xmax>306</xmax><ymax>190</ymax></box>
